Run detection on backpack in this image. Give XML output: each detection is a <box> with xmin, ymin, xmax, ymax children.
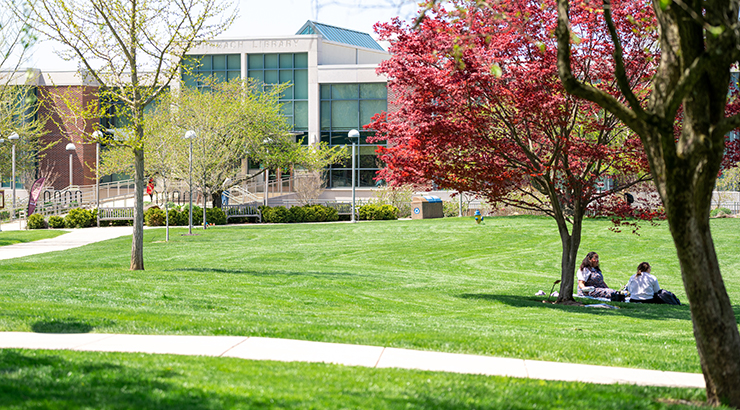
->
<box><xmin>655</xmin><ymin>289</ymin><xmax>681</xmax><ymax>305</ymax></box>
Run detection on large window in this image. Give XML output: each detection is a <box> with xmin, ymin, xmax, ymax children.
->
<box><xmin>320</xmin><ymin>83</ymin><xmax>387</xmax><ymax>188</ymax></box>
<box><xmin>181</xmin><ymin>54</ymin><xmax>241</xmax><ymax>89</ymax></box>
<box><xmin>247</xmin><ymin>53</ymin><xmax>308</xmax><ymax>131</ymax></box>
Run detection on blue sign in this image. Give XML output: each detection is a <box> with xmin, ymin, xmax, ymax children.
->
<box><xmin>413</xmin><ymin>207</ymin><xmax>420</xmax><ymax>214</ymax></box>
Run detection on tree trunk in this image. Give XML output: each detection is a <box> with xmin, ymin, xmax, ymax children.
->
<box><xmin>131</xmin><ymin>148</ymin><xmax>145</xmax><ymax>270</ymax></box>
<box><xmin>212</xmin><ymin>190</ymin><xmax>223</xmax><ymax>208</ymax></box>
<box><xmin>555</xmin><ymin>213</ymin><xmax>583</xmax><ymax>304</ymax></box>
<box><xmin>669</xmin><ymin>209</ymin><xmax>740</xmax><ymax>406</ymax></box>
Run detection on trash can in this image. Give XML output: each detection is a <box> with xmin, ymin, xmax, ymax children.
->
<box><xmin>411</xmin><ymin>196</ymin><xmax>443</xmax><ymax>219</ymax></box>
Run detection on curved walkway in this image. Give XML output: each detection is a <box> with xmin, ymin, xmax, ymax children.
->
<box><xmin>0</xmin><ymin>332</ymin><xmax>704</xmax><ymax>389</ymax></box>
<box><xmin>0</xmin><ymin>226</ymin><xmax>133</xmax><ymax>260</ymax></box>
<box><xmin>0</xmin><ymin>225</ymin><xmax>705</xmax><ymax>389</ymax></box>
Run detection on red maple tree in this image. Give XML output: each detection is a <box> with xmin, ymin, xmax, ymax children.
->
<box><xmin>369</xmin><ymin>0</ymin><xmax>660</xmax><ymax>303</ymax></box>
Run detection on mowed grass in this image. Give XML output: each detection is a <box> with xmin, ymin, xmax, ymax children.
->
<box><xmin>2</xmin><ymin>216</ymin><xmax>739</xmax><ymax>374</ymax></box>
<box><xmin>0</xmin><ymin>229</ymin><xmax>67</xmax><ymax>246</ymax></box>
<box><xmin>0</xmin><ymin>349</ymin><xmax>721</xmax><ymax>410</ymax></box>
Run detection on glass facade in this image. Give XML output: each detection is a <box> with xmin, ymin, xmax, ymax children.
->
<box><xmin>247</xmin><ymin>53</ymin><xmax>309</xmax><ymax>131</ymax></box>
<box><xmin>320</xmin><ymin>83</ymin><xmax>387</xmax><ymax>187</ymax></box>
<box><xmin>181</xmin><ymin>54</ymin><xmax>241</xmax><ymax>89</ymax></box>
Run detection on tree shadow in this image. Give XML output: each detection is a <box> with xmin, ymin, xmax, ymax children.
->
<box><xmin>0</xmin><ymin>350</ymin><xmax>229</xmax><ymax>410</ymax></box>
<box><xmin>458</xmin><ymin>293</ymin><xmax>696</xmax><ymax>321</ymax></box>
<box><xmin>31</xmin><ymin>318</ymin><xmax>115</xmax><ymax>334</ymax></box>
<box><xmin>168</xmin><ymin>267</ymin><xmax>359</xmax><ymax>277</ymax></box>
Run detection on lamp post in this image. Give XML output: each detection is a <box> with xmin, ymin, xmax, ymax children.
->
<box><xmin>0</xmin><ymin>137</ymin><xmax>4</xmax><ymax>230</ymax></box>
<box><xmin>92</xmin><ymin>131</ymin><xmax>102</xmax><ymax>227</ymax></box>
<box><xmin>65</xmin><ymin>142</ymin><xmax>76</xmax><ymax>187</ymax></box>
<box><xmin>348</xmin><ymin>129</ymin><xmax>360</xmax><ymax>223</ymax></box>
<box><xmin>184</xmin><ymin>130</ymin><xmax>196</xmax><ymax>235</ymax></box>
<box><xmin>8</xmin><ymin>133</ymin><xmax>19</xmax><ymax>220</ymax></box>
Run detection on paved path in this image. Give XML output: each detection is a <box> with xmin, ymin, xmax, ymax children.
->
<box><xmin>0</xmin><ymin>332</ymin><xmax>704</xmax><ymax>389</ymax></box>
<box><xmin>0</xmin><ymin>226</ymin><xmax>706</xmax><ymax>389</ymax></box>
<box><xmin>0</xmin><ymin>226</ymin><xmax>133</xmax><ymax>260</ymax></box>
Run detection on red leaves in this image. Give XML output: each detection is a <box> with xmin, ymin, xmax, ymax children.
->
<box><xmin>369</xmin><ymin>0</ymin><xmax>658</xmax><ymax>218</ymax></box>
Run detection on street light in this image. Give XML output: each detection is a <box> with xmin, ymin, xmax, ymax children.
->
<box><xmin>8</xmin><ymin>132</ymin><xmax>19</xmax><ymax>220</ymax></box>
<box><xmin>348</xmin><ymin>129</ymin><xmax>360</xmax><ymax>223</ymax></box>
<box><xmin>65</xmin><ymin>142</ymin><xmax>76</xmax><ymax>187</ymax></box>
<box><xmin>184</xmin><ymin>130</ymin><xmax>196</xmax><ymax>235</ymax></box>
<box><xmin>0</xmin><ymin>137</ymin><xmax>4</xmax><ymax>230</ymax></box>
<box><xmin>92</xmin><ymin>131</ymin><xmax>102</xmax><ymax>227</ymax></box>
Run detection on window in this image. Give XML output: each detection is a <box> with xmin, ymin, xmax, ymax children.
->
<box><xmin>247</xmin><ymin>53</ymin><xmax>309</xmax><ymax>131</ymax></box>
<box><xmin>181</xmin><ymin>54</ymin><xmax>241</xmax><ymax>89</ymax></box>
<box><xmin>319</xmin><ymin>83</ymin><xmax>387</xmax><ymax>187</ymax></box>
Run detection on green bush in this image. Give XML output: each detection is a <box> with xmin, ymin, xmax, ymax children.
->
<box><xmin>443</xmin><ymin>200</ymin><xmax>469</xmax><ymax>217</ymax></box>
<box><xmin>176</xmin><ymin>205</ymin><xmax>203</xmax><ymax>226</ymax></box>
<box><xmin>264</xmin><ymin>206</ymin><xmax>289</xmax><ymax>223</ymax></box>
<box><xmin>48</xmin><ymin>215</ymin><xmax>65</xmax><ymax>228</ymax></box>
<box><xmin>260</xmin><ymin>205</ymin><xmax>339</xmax><ymax>223</ymax></box>
<box><xmin>27</xmin><ymin>214</ymin><xmax>48</xmax><ymax>229</ymax></box>
<box><xmin>288</xmin><ymin>206</ymin><xmax>307</xmax><ymax>223</ymax></box>
<box><xmin>206</xmin><ymin>207</ymin><xmax>227</xmax><ymax>225</ymax></box>
<box><xmin>711</xmin><ymin>207</ymin><xmax>733</xmax><ymax>217</ymax></box>
<box><xmin>64</xmin><ymin>208</ymin><xmax>94</xmax><ymax>228</ymax></box>
<box><xmin>359</xmin><ymin>204</ymin><xmax>398</xmax><ymax>220</ymax></box>
<box><xmin>145</xmin><ymin>206</ymin><xmax>165</xmax><ymax>226</ymax></box>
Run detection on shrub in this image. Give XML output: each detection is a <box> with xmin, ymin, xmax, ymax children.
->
<box><xmin>177</xmin><ymin>205</ymin><xmax>203</xmax><ymax>226</ymax></box>
<box><xmin>711</xmin><ymin>207</ymin><xmax>733</xmax><ymax>217</ymax></box>
<box><xmin>359</xmin><ymin>204</ymin><xmax>398</xmax><ymax>220</ymax></box>
<box><xmin>164</xmin><ymin>208</ymin><xmax>180</xmax><ymax>225</ymax></box>
<box><xmin>27</xmin><ymin>214</ymin><xmax>47</xmax><ymax>229</ymax></box>
<box><xmin>145</xmin><ymin>206</ymin><xmax>165</xmax><ymax>226</ymax></box>
<box><xmin>64</xmin><ymin>208</ymin><xmax>94</xmax><ymax>228</ymax></box>
<box><xmin>48</xmin><ymin>215</ymin><xmax>65</xmax><ymax>228</ymax></box>
<box><xmin>289</xmin><ymin>206</ymin><xmax>307</xmax><ymax>223</ymax></box>
<box><xmin>206</xmin><ymin>207</ymin><xmax>227</xmax><ymax>225</ymax></box>
<box><xmin>265</xmin><ymin>206</ymin><xmax>289</xmax><ymax>223</ymax></box>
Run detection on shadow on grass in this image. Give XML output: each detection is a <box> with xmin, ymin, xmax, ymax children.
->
<box><xmin>31</xmin><ymin>318</ymin><xmax>115</xmax><ymax>334</ymax></box>
<box><xmin>169</xmin><ymin>267</ymin><xmax>358</xmax><ymax>277</ymax></box>
<box><xmin>458</xmin><ymin>293</ymin><xmax>695</xmax><ymax>321</ymax></box>
<box><xmin>0</xmin><ymin>350</ymin><xmax>225</xmax><ymax>410</ymax></box>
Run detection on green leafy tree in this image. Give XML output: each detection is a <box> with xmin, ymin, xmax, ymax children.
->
<box><xmin>26</xmin><ymin>0</ymin><xmax>235</xmax><ymax>269</ymax></box>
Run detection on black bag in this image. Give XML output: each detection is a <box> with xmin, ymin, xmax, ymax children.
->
<box><xmin>655</xmin><ymin>289</ymin><xmax>681</xmax><ymax>305</ymax></box>
<box><xmin>610</xmin><ymin>291</ymin><xmax>626</xmax><ymax>302</ymax></box>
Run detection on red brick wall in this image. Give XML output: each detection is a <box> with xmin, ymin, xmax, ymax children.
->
<box><xmin>37</xmin><ymin>86</ymin><xmax>100</xmax><ymax>190</ymax></box>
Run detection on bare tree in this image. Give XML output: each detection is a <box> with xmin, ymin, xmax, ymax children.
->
<box><xmin>26</xmin><ymin>0</ymin><xmax>235</xmax><ymax>269</ymax></box>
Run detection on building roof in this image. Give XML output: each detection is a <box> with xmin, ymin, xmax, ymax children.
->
<box><xmin>296</xmin><ymin>21</ymin><xmax>386</xmax><ymax>52</ymax></box>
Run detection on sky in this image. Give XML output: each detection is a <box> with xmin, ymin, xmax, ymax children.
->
<box><xmin>26</xmin><ymin>0</ymin><xmax>419</xmax><ymax>71</ymax></box>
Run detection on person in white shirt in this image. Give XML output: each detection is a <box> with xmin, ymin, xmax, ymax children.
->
<box><xmin>627</xmin><ymin>262</ymin><xmax>662</xmax><ymax>303</ymax></box>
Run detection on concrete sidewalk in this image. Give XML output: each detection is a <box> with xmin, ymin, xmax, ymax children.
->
<box><xmin>0</xmin><ymin>226</ymin><xmax>133</xmax><ymax>260</ymax></box>
<box><xmin>0</xmin><ymin>332</ymin><xmax>705</xmax><ymax>389</ymax></box>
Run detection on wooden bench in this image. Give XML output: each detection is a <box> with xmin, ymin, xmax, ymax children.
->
<box><xmin>223</xmin><ymin>203</ymin><xmax>262</xmax><ymax>223</ymax></box>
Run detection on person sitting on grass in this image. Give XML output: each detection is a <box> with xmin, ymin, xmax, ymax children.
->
<box><xmin>577</xmin><ymin>251</ymin><xmax>617</xmax><ymax>299</ymax></box>
<box><xmin>627</xmin><ymin>262</ymin><xmax>663</xmax><ymax>304</ymax></box>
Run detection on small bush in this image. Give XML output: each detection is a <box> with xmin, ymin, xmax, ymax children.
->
<box><xmin>263</xmin><ymin>206</ymin><xmax>289</xmax><ymax>223</ymax></box>
<box><xmin>64</xmin><ymin>208</ymin><xmax>94</xmax><ymax>228</ymax></box>
<box><xmin>711</xmin><ymin>207</ymin><xmax>733</xmax><ymax>217</ymax></box>
<box><xmin>145</xmin><ymin>206</ymin><xmax>165</xmax><ymax>226</ymax></box>
<box><xmin>289</xmin><ymin>206</ymin><xmax>307</xmax><ymax>223</ymax></box>
<box><xmin>359</xmin><ymin>204</ymin><xmax>398</xmax><ymax>220</ymax></box>
<box><xmin>206</xmin><ymin>207</ymin><xmax>227</xmax><ymax>225</ymax></box>
<box><xmin>48</xmin><ymin>215</ymin><xmax>65</xmax><ymax>228</ymax></box>
<box><xmin>177</xmin><ymin>205</ymin><xmax>203</xmax><ymax>226</ymax></box>
<box><xmin>27</xmin><ymin>214</ymin><xmax>47</xmax><ymax>229</ymax></box>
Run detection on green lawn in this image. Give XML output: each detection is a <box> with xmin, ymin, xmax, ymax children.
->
<box><xmin>2</xmin><ymin>216</ymin><xmax>739</xmax><ymax>376</ymax></box>
<box><xmin>0</xmin><ymin>349</ymin><xmax>721</xmax><ymax>410</ymax></box>
<box><xmin>0</xmin><ymin>230</ymin><xmax>67</xmax><ymax>247</ymax></box>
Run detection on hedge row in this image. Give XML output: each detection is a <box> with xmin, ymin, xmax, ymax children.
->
<box><xmin>261</xmin><ymin>204</ymin><xmax>339</xmax><ymax>223</ymax></box>
<box><xmin>27</xmin><ymin>203</ymin><xmax>400</xmax><ymax>229</ymax></box>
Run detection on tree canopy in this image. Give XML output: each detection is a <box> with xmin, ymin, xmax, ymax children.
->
<box><xmin>370</xmin><ymin>0</ymin><xmax>657</xmax><ymax>302</ymax></box>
